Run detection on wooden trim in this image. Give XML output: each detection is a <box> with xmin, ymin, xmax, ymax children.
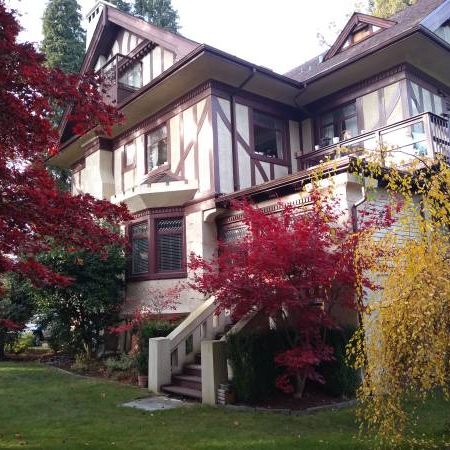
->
<box><xmin>81</xmin><ymin>136</ymin><xmax>113</xmax><ymax>158</ymax></box>
<box><xmin>218</xmin><ymin>195</ymin><xmax>313</xmax><ymax>228</ymax></box>
<box><xmin>309</xmin><ymin>64</ymin><xmax>407</xmax><ymax>113</ymax></box>
<box><xmin>404</xmin><ymin>64</ymin><xmax>450</xmax><ymax>98</ymax></box>
<box><xmin>144</xmin><ymin>122</ymin><xmax>169</xmax><ymax>174</ymax></box>
<box><xmin>211</xmin><ymin>97</ymin><xmax>221</xmax><ymax>193</ymax></box>
<box><xmin>127</xmin><ymin>208</ymin><xmax>187</xmax><ymax>281</ymax></box>
<box><xmin>122</xmin><ymin>139</ymin><xmax>136</xmax><ymax>171</ymax></box>
<box><xmin>324</xmin><ymin>13</ymin><xmax>396</xmax><ymax>61</ymax></box>
<box><xmin>193</xmin><ymin>104</ymin><xmax>199</xmax><ymax>181</ymax></box>
<box><xmin>113</xmin><ymin>81</ymin><xmax>213</xmax><ymax>148</ymax></box>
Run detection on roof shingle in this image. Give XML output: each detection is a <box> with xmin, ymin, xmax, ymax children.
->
<box><xmin>284</xmin><ymin>0</ymin><xmax>445</xmax><ymax>83</ymax></box>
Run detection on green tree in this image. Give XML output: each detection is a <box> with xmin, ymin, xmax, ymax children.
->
<box><xmin>33</xmin><ymin>245</ymin><xmax>126</xmax><ymax>359</ymax></box>
<box><xmin>370</xmin><ymin>0</ymin><xmax>417</xmax><ymax>18</ymax></box>
<box><xmin>109</xmin><ymin>0</ymin><xmax>132</xmax><ymax>12</ymax></box>
<box><xmin>42</xmin><ymin>0</ymin><xmax>85</xmax><ymax>74</ymax></box>
<box><xmin>134</xmin><ymin>0</ymin><xmax>179</xmax><ymax>32</ymax></box>
<box><xmin>0</xmin><ymin>274</ymin><xmax>35</xmax><ymax>360</ymax></box>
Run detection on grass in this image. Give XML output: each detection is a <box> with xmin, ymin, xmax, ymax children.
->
<box><xmin>0</xmin><ymin>362</ymin><xmax>448</xmax><ymax>449</ymax></box>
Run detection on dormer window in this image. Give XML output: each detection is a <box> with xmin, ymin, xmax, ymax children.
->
<box><xmin>145</xmin><ymin>125</ymin><xmax>168</xmax><ymax>173</ymax></box>
<box><xmin>324</xmin><ymin>13</ymin><xmax>396</xmax><ymax>61</ymax></box>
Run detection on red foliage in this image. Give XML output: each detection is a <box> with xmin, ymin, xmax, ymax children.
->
<box><xmin>0</xmin><ymin>319</ymin><xmax>22</xmax><ymax>331</ymax></box>
<box><xmin>109</xmin><ymin>285</ymin><xmax>183</xmax><ymax>334</ymax></box>
<box><xmin>189</xmin><ymin>189</ymin><xmax>393</xmax><ymax>394</ymax></box>
<box><xmin>0</xmin><ymin>4</ymin><xmax>132</xmax><ymax>290</ymax></box>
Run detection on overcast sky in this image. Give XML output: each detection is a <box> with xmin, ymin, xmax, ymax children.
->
<box><xmin>6</xmin><ymin>0</ymin><xmax>364</xmax><ymax>74</ymax></box>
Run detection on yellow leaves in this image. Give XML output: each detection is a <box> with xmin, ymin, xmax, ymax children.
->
<box><xmin>348</xmin><ymin>161</ymin><xmax>450</xmax><ymax>447</ymax></box>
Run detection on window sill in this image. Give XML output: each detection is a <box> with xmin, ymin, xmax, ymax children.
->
<box><xmin>251</xmin><ymin>154</ymin><xmax>288</xmax><ymax>165</ymax></box>
<box><xmin>127</xmin><ymin>271</ymin><xmax>188</xmax><ymax>282</ymax></box>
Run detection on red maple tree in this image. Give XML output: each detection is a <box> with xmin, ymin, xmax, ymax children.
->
<box><xmin>190</xmin><ymin>189</ymin><xmax>392</xmax><ymax>397</ymax></box>
<box><xmin>0</xmin><ymin>3</ymin><xmax>132</xmax><ymax>331</ymax></box>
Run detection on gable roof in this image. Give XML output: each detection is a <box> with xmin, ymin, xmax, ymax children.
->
<box><xmin>81</xmin><ymin>5</ymin><xmax>199</xmax><ymax>75</ymax></box>
<box><xmin>323</xmin><ymin>13</ymin><xmax>396</xmax><ymax>61</ymax></box>
<box><xmin>285</xmin><ymin>0</ymin><xmax>446</xmax><ymax>83</ymax></box>
<box><xmin>59</xmin><ymin>5</ymin><xmax>199</xmax><ymax>143</ymax></box>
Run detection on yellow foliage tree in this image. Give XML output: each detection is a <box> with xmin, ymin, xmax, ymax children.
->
<box><xmin>371</xmin><ymin>0</ymin><xmax>417</xmax><ymax>18</ymax></box>
<box><xmin>348</xmin><ymin>154</ymin><xmax>450</xmax><ymax>447</ymax></box>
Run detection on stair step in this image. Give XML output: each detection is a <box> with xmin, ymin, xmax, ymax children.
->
<box><xmin>184</xmin><ymin>364</ymin><xmax>201</xmax><ymax>376</ymax></box>
<box><xmin>161</xmin><ymin>384</ymin><xmax>202</xmax><ymax>400</ymax></box>
<box><xmin>172</xmin><ymin>374</ymin><xmax>202</xmax><ymax>390</ymax></box>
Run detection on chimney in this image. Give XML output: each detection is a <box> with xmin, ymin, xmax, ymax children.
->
<box><xmin>84</xmin><ymin>1</ymin><xmax>117</xmax><ymax>51</ymax></box>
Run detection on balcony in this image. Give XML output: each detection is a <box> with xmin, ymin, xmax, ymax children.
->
<box><xmin>99</xmin><ymin>53</ymin><xmax>143</xmax><ymax>106</ymax></box>
<box><xmin>298</xmin><ymin>112</ymin><xmax>450</xmax><ymax>170</ymax></box>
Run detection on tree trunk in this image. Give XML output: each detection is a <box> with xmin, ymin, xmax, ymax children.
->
<box><xmin>294</xmin><ymin>372</ymin><xmax>306</xmax><ymax>399</ymax></box>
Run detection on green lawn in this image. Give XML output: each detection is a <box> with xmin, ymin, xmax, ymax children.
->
<box><xmin>0</xmin><ymin>362</ymin><xmax>448</xmax><ymax>449</ymax></box>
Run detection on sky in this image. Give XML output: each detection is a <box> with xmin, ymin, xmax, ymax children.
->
<box><xmin>5</xmin><ymin>0</ymin><xmax>364</xmax><ymax>74</ymax></box>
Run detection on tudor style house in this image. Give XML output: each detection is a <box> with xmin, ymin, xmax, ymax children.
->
<box><xmin>52</xmin><ymin>0</ymin><xmax>450</xmax><ymax>402</ymax></box>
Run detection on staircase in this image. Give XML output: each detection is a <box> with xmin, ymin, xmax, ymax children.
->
<box><xmin>161</xmin><ymin>353</ymin><xmax>202</xmax><ymax>400</ymax></box>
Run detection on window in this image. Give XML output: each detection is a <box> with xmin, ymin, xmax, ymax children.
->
<box><xmin>130</xmin><ymin>222</ymin><xmax>149</xmax><ymax>275</ymax></box>
<box><xmin>319</xmin><ymin>103</ymin><xmax>358</xmax><ymax>146</ymax></box>
<box><xmin>145</xmin><ymin>125</ymin><xmax>168</xmax><ymax>172</ymax></box>
<box><xmin>156</xmin><ymin>218</ymin><xmax>183</xmax><ymax>272</ymax></box>
<box><xmin>119</xmin><ymin>62</ymin><xmax>142</xmax><ymax>89</ymax></box>
<box><xmin>408</xmin><ymin>81</ymin><xmax>444</xmax><ymax>117</ymax></box>
<box><xmin>128</xmin><ymin>211</ymin><xmax>185</xmax><ymax>280</ymax></box>
<box><xmin>253</xmin><ymin>111</ymin><xmax>285</xmax><ymax>159</ymax></box>
<box><xmin>123</xmin><ymin>140</ymin><xmax>135</xmax><ymax>170</ymax></box>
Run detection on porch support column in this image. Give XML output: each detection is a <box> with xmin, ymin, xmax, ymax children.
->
<box><xmin>148</xmin><ymin>337</ymin><xmax>171</xmax><ymax>393</ymax></box>
<box><xmin>201</xmin><ymin>340</ymin><xmax>228</xmax><ymax>405</ymax></box>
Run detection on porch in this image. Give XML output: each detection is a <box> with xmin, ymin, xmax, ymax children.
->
<box><xmin>297</xmin><ymin>112</ymin><xmax>450</xmax><ymax>170</ymax></box>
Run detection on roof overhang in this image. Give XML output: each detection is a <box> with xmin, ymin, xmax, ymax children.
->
<box><xmin>53</xmin><ymin>45</ymin><xmax>304</xmax><ymax>168</ymax></box>
<box><xmin>298</xmin><ymin>27</ymin><xmax>450</xmax><ymax>106</ymax></box>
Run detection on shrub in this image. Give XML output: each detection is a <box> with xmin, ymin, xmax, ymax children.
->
<box><xmin>138</xmin><ymin>320</ymin><xmax>177</xmax><ymax>352</ymax></box>
<box><xmin>105</xmin><ymin>353</ymin><xmax>136</xmax><ymax>375</ymax></box>
<box><xmin>320</xmin><ymin>327</ymin><xmax>359</xmax><ymax>398</ymax></box>
<box><xmin>226</xmin><ymin>330</ymin><xmax>285</xmax><ymax>402</ymax></box>
<box><xmin>71</xmin><ymin>354</ymin><xmax>90</xmax><ymax>372</ymax></box>
<box><xmin>9</xmin><ymin>332</ymin><xmax>35</xmax><ymax>354</ymax></box>
<box><xmin>136</xmin><ymin>352</ymin><xmax>148</xmax><ymax>376</ymax></box>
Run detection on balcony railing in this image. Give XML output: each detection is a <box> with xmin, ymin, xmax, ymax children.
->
<box><xmin>298</xmin><ymin>112</ymin><xmax>450</xmax><ymax>170</ymax></box>
<box><xmin>99</xmin><ymin>53</ymin><xmax>143</xmax><ymax>106</ymax></box>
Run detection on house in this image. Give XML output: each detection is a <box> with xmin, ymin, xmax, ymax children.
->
<box><xmin>52</xmin><ymin>0</ymin><xmax>450</xmax><ymax>402</ymax></box>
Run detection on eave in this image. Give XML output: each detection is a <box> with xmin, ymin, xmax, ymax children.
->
<box><xmin>295</xmin><ymin>26</ymin><xmax>450</xmax><ymax>106</ymax></box>
<box><xmin>53</xmin><ymin>44</ymin><xmax>306</xmax><ymax>168</ymax></box>
<box><xmin>216</xmin><ymin>158</ymin><xmax>353</xmax><ymax>205</ymax></box>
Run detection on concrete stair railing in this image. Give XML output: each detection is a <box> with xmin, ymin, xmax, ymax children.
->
<box><xmin>148</xmin><ymin>296</ymin><xmax>231</xmax><ymax>398</ymax></box>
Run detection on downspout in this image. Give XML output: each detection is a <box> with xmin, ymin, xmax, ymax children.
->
<box><xmin>230</xmin><ymin>68</ymin><xmax>256</xmax><ymax>191</ymax></box>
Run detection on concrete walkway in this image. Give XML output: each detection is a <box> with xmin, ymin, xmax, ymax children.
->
<box><xmin>122</xmin><ymin>396</ymin><xmax>189</xmax><ymax>412</ymax></box>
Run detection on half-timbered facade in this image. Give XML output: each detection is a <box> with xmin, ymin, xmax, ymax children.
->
<box><xmin>52</xmin><ymin>0</ymin><xmax>450</xmax><ymax>400</ymax></box>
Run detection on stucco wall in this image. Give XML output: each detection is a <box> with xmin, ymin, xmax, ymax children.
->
<box><xmin>124</xmin><ymin>204</ymin><xmax>218</xmax><ymax>315</ymax></box>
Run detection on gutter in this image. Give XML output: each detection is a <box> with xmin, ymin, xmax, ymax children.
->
<box><xmin>298</xmin><ymin>24</ymin><xmax>450</xmax><ymax>87</ymax></box>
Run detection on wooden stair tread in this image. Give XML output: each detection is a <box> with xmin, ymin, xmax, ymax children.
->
<box><xmin>185</xmin><ymin>364</ymin><xmax>201</xmax><ymax>370</ymax></box>
<box><xmin>173</xmin><ymin>374</ymin><xmax>202</xmax><ymax>383</ymax></box>
<box><xmin>161</xmin><ymin>385</ymin><xmax>202</xmax><ymax>399</ymax></box>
